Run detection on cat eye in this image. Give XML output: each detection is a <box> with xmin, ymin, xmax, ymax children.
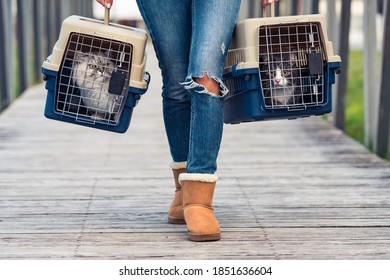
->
<box><xmin>88</xmin><ymin>64</ymin><xmax>97</xmax><ymax>69</ymax></box>
<box><xmin>282</xmin><ymin>70</ymin><xmax>290</xmax><ymax>76</ymax></box>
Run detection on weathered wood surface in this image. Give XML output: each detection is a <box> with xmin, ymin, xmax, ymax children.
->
<box><xmin>1</xmin><ymin>45</ymin><xmax>390</xmax><ymax>259</ymax></box>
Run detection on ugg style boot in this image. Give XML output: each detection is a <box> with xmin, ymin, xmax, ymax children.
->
<box><xmin>179</xmin><ymin>173</ymin><xmax>221</xmax><ymax>242</ymax></box>
<box><xmin>167</xmin><ymin>162</ymin><xmax>187</xmax><ymax>224</ymax></box>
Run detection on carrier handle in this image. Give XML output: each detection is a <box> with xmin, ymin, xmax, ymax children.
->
<box><xmin>262</xmin><ymin>1</ymin><xmax>276</xmax><ymax>18</ymax></box>
<box><xmin>104</xmin><ymin>7</ymin><xmax>110</xmax><ymax>25</ymax></box>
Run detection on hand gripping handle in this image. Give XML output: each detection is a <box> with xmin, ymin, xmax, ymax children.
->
<box><xmin>262</xmin><ymin>1</ymin><xmax>276</xmax><ymax>18</ymax></box>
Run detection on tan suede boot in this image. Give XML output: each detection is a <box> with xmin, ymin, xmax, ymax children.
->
<box><xmin>179</xmin><ymin>173</ymin><xmax>221</xmax><ymax>242</ymax></box>
<box><xmin>168</xmin><ymin>162</ymin><xmax>187</xmax><ymax>224</ymax></box>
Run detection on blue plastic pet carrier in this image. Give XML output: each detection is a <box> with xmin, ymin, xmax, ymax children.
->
<box><xmin>42</xmin><ymin>10</ymin><xmax>149</xmax><ymax>133</ymax></box>
<box><xmin>223</xmin><ymin>12</ymin><xmax>341</xmax><ymax>124</ymax></box>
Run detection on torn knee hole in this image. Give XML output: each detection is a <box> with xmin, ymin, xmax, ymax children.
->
<box><xmin>193</xmin><ymin>73</ymin><xmax>220</xmax><ymax>96</ymax></box>
<box><xmin>181</xmin><ymin>74</ymin><xmax>229</xmax><ymax>97</ymax></box>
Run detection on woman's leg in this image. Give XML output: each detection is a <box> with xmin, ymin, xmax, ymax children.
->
<box><xmin>136</xmin><ymin>0</ymin><xmax>192</xmax><ymax>164</ymax></box>
<box><xmin>184</xmin><ymin>0</ymin><xmax>242</xmax><ymax>174</ymax></box>
<box><xmin>180</xmin><ymin>0</ymin><xmax>242</xmax><ymax>241</ymax></box>
<box><xmin>136</xmin><ymin>0</ymin><xmax>192</xmax><ymax>224</ymax></box>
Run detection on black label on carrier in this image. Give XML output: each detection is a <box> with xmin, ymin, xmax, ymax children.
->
<box><xmin>109</xmin><ymin>71</ymin><xmax>126</xmax><ymax>95</ymax></box>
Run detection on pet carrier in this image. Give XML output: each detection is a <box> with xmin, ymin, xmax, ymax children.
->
<box><xmin>223</xmin><ymin>6</ymin><xmax>341</xmax><ymax>124</ymax></box>
<box><xmin>42</xmin><ymin>8</ymin><xmax>150</xmax><ymax>133</ymax></box>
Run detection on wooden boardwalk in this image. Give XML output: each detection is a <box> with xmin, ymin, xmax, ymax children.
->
<box><xmin>1</xmin><ymin>46</ymin><xmax>390</xmax><ymax>259</ymax></box>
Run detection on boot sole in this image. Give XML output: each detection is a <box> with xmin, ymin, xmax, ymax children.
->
<box><xmin>168</xmin><ymin>216</ymin><xmax>186</xmax><ymax>224</ymax></box>
<box><xmin>188</xmin><ymin>231</ymin><xmax>221</xmax><ymax>242</ymax></box>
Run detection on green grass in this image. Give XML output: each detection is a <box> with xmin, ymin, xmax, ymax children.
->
<box><xmin>345</xmin><ymin>50</ymin><xmax>390</xmax><ymax>160</ymax></box>
<box><xmin>13</xmin><ymin>47</ymin><xmax>21</xmax><ymax>99</ymax></box>
<box><xmin>345</xmin><ymin>50</ymin><xmax>365</xmax><ymax>145</ymax></box>
<box><xmin>12</xmin><ymin>45</ymin><xmax>40</xmax><ymax>100</ymax></box>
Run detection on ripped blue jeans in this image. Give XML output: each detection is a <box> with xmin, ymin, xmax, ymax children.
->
<box><xmin>136</xmin><ymin>0</ymin><xmax>241</xmax><ymax>174</ymax></box>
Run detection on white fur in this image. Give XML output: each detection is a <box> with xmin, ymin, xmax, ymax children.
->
<box><xmin>169</xmin><ymin>161</ymin><xmax>187</xmax><ymax>170</ymax></box>
<box><xmin>179</xmin><ymin>173</ymin><xmax>218</xmax><ymax>183</ymax></box>
<box><xmin>72</xmin><ymin>51</ymin><xmax>116</xmax><ymax>117</ymax></box>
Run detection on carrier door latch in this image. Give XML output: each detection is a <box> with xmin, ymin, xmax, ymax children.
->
<box><xmin>108</xmin><ymin>48</ymin><xmax>127</xmax><ymax>95</ymax></box>
<box><xmin>307</xmin><ymin>23</ymin><xmax>323</xmax><ymax>76</ymax></box>
<box><xmin>307</xmin><ymin>52</ymin><xmax>323</xmax><ymax>75</ymax></box>
<box><xmin>109</xmin><ymin>71</ymin><xmax>126</xmax><ymax>94</ymax></box>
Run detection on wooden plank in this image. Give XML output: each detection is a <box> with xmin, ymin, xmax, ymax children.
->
<box><xmin>376</xmin><ymin>0</ymin><xmax>390</xmax><ymax>158</ymax></box>
<box><xmin>0</xmin><ymin>0</ymin><xmax>13</xmax><ymax>110</ymax></box>
<box><xmin>2</xmin><ymin>227</ymin><xmax>390</xmax><ymax>259</ymax></box>
<box><xmin>363</xmin><ymin>0</ymin><xmax>379</xmax><ymax>149</ymax></box>
<box><xmin>32</xmin><ymin>0</ymin><xmax>44</xmax><ymax>83</ymax></box>
<box><xmin>334</xmin><ymin>0</ymin><xmax>351</xmax><ymax>130</ymax></box>
<box><xmin>16</xmin><ymin>0</ymin><xmax>31</xmax><ymax>93</ymax></box>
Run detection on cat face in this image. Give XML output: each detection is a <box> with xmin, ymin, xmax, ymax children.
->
<box><xmin>260</xmin><ymin>52</ymin><xmax>300</xmax><ymax>106</ymax></box>
<box><xmin>72</xmin><ymin>51</ymin><xmax>114</xmax><ymax>88</ymax></box>
<box><xmin>260</xmin><ymin>53</ymin><xmax>297</xmax><ymax>87</ymax></box>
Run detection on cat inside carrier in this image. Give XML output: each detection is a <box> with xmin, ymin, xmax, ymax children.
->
<box><xmin>42</xmin><ymin>9</ymin><xmax>149</xmax><ymax>133</ymax></box>
<box><xmin>223</xmin><ymin>9</ymin><xmax>341</xmax><ymax>124</ymax></box>
<box><xmin>259</xmin><ymin>22</ymin><xmax>326</xmax><ymax>109</ymax></box>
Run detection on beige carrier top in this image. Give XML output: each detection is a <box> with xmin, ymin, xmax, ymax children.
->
<box><xmin>43</xmin><ymin>15</ymin><xmax>148</xmax><ymax>89</ymax></box>
<box><xmin>225</xmin><ymin>14</ymin><xmax>341</xmax><ymax>72</ymax></box>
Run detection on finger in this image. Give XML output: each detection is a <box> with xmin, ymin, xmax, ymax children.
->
<box><xmin>104</xmin><ymin>0</ymin><xmax>113</xmax><ymax>9</ymax></box>
<box><xmin>261</xmin><ymin>0</ymin><xmax>277</xmax><ymax>7</ymax></box>
<box><xmin>96</xmin><ymin>0</ymin><xmax>112</xmax><ymax>9</ymax></box>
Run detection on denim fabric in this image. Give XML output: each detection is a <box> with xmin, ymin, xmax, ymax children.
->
<box><xmin>137</xmin><ymin>0</ymin><xmax>241</xmax><ymax>174</ymax></box>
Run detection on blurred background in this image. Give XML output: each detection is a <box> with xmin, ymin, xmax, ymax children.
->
<box><xmin>0</xmin><ymin>0</ymin><xmax>389</xmax><ymax>159</ymax></box>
